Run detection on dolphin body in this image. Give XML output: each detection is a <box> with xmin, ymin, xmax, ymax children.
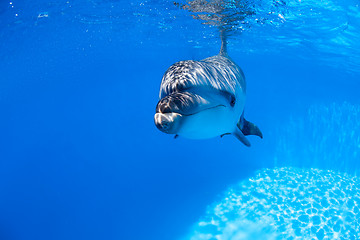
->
<box><xmin>154</xmin><ymin>39</ymin><xmax>262</xmax><ymax>146</ymax></box>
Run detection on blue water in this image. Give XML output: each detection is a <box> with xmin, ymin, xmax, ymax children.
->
<box><xmin>0</xmin><ymin>1</ymin><xmax>359</xmax><ymax>240</ymax></box>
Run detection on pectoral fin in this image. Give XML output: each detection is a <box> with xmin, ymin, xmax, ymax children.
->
<box><xmin>233</xmin><ymin>127</ymin><xmax>251</xmax><ymax>147</ymax></box>
<box><xmin>237</xmin><ymin>112</ymin><xmax>263</xmax><ymax>139</ymax></box>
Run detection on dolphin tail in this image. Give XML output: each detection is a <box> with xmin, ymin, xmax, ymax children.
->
<box><xmin>237</xmin><ymin>113</ymin><xmax>263</xmax><ymax>139</ymax></box>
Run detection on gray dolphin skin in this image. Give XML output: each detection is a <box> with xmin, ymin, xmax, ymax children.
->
<box><xmin>154</xmin><ymin>36</ymin><xmax>262</xmax><ymax>146</ymax></box>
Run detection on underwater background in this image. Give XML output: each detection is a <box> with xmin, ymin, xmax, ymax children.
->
<box><xmin>0</xmin><ymin>0</ymin><xmax>360</xmax><ymax>239</ymax></box>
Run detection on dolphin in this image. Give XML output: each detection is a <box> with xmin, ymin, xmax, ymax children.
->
<box><xmin>154</xmin><ymin>36</ymin><xmax>262</xmax><ymax>146</ymax></box>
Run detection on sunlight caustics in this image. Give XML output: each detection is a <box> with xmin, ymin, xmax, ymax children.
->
<box><xmin>188</xmin><ymin>167</ymin><xmax>360</xmax><ymax>240</ymax></box>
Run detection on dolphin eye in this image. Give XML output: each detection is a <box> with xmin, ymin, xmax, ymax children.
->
<box><xmin>230</xmin><ymin>96</ymin><xmax>236</xmax><ymax>107</ymax></box>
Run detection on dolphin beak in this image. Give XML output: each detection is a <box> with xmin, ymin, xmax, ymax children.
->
<box><xmin>154</xmin><ymin>112</ymin><xmax>182</xmax><ymax>134</ymax></box>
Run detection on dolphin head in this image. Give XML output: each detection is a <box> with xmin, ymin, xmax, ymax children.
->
<box><xmin>154</xmin><ymin>89</ymin><xmax>240</xmax><ymax>138</ymax></box>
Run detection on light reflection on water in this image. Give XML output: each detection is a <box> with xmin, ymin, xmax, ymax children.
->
<box><xmin>2</xmin><ymin>0</ymin><xmax>358</xmax><ymax>73</ymax></box>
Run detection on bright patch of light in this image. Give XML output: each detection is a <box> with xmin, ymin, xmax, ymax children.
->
<box><xmin>188</xmin><ymin>167</ymin><xmax>360</xmax><ymax>239</ymax></box>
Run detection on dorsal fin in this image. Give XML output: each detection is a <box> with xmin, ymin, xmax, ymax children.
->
<box><xmin>219</xmin><ymin>29</ymin><xmax>228</xmax><ymax>57</ymax></box>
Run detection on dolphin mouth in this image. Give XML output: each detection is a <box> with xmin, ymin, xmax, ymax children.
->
<box><xmin>154</xmin><ymin>105</ymin><xmax>226</xmax><ymax>134</ymax></box>
<box><xmin>156</xmin><ymin>92</ymin><xmax>228</xmax><ymax>117</ymax></box>
<box><xmin>178</xmin><ymin>104</ymin><xmax>226</xmax><ymax>116</ymax></box>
